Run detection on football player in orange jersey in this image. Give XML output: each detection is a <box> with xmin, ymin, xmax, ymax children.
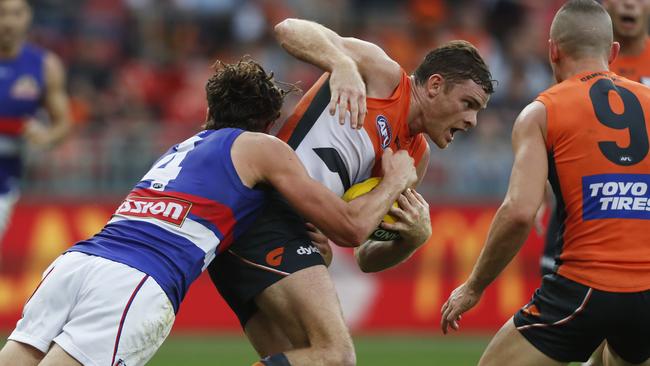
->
<box><xmin>208</xmin><ymin>18</ymin><xmax>494</xmax><ymax>366</ymax></box>
<box><xmin>542</xmin><ymin>0</ymin><xmax>650</xmax><ymax>276</ymax></box>
<box><xmin>604</xmin><ymin>0</ymin><xmax>650</xmax><ymax>85</ymax></box>
<box><xmin>442</xmin><ymin>1</ymin><xmax>650</xmax><ymax>365</ymax></box>
<box><xmin>538</xmin><ymin>1</ymin><xmax>650</xmax><ymax>365</ymax></box>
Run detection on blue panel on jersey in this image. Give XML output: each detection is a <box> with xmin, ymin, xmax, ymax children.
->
<box><xmin>135</xmin><ymin>128</ymin><xmax>266</xmax><ymax>243</ymax></box>
<box><xmin>68</xmin><ymin>220</ymin><xmax>206</xmax><ymax>313</ymax></box>
<box><xmin>582</xmin><ymin>174</ymin><xmax>650</xmax><ymax>220</ymax></box>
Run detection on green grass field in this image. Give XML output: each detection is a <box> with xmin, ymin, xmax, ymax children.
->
<box><xmin>148</xmin><ymin>334</ymin><xmax>490</xmax><ymax>365</ymax></box>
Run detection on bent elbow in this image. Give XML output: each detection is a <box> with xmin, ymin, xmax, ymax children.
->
<box><xmin>274</xmin><ymin>18</ymin><xmax>297</xmax><ymax>41</ymax></box>
<box><xmin>501</xmin><ymin>202</ymin><xmax>535</xmax><ymax>228</ymax></box>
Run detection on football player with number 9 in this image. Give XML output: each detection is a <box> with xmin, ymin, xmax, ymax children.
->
<box><xmin>441</xmin><ymin>1</ymin><xmax>650</xmax><ymax>365</ymax></box>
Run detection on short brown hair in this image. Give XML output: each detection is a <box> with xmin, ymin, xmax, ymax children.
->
<box><xmin>204</xmin><ymin>59</ymin><xmax>291</xmax><ymax>132</ymax></box>
<box><xmin>551</xmin><ymin>0</ymin><xmax>612</xmax><ymax>59</ymax></box>
<box><xmin>413</xmin><ymin>40</ymin><xmax>494</xmax><ymax>94</ymax></box>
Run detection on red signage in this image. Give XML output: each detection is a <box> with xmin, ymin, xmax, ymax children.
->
<box><xmin>116</xmin><ymin>195</ymin><xmax>192</xmax><ymax>226</ymax></box>
<box><xmin>0</xmin><ymin>202</ymin><xmax>546</xmax><ymax>332</ymax></box>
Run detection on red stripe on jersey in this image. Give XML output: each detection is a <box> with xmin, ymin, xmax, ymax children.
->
<box><xmin>0</xmin><ymin>117</ymin><xmax>25</xmax><ymax>136</ymax></box>
<box><xmin>130</xmin><ymin>188</ymin><xmax>237</xmax><ymax>247</ymax></box>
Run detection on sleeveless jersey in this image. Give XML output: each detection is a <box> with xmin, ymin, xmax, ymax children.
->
<box><xmin>539</xmin><ymin>70</ymin><xmax>650</xmax><ymax>292</ymax></box>
<box><xmin>277</xmin><ymin>70</ymin><xmax>428</xmax><ymax>196</ymax></box>
<box><xmin>69</xmin><ymin>128</ymin><xmax>266</xmax><ymax>312</ymax></box>
<box><xmin>0</xmin><ymin>44</ymin><xmax>46</xmax><ymax>193</ymax></box>
<box><xmin>610</xmin><ymin>39</ymin><xmax>650</xmax><ymax>86</ymax></box>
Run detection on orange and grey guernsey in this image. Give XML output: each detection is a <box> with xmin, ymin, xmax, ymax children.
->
<box><xmin>539</xmin><ymin>70</ymin><xmax>650</xmax><ymax>292</ymax></box>
<box><xmin>610</xmin><ymin>38</ymin><xmax>650</xmax><ymax>86</ymax></box>
<box><xmin>277</xmin><ymin>70</ymin><xmax>428</xmax><ymax>196</ymax></box>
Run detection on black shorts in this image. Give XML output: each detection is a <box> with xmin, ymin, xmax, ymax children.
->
<box><xmin>514</xmin><ymin>274</ymin><xmax>650</xmax><ymax>363</ymax></box>
<box><xmin>208</xmin><ymin>190</ymin><xmax>325</xmax><ymax>327</ymax></box>
<box><xmin>540</xmin><ymin>207</ymin><xmax>560</xmax><ymax>276</ymax></box>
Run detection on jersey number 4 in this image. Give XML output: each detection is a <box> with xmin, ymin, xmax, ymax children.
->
<box><xmin>589</xmin><ymin>79</ymin><xmax>649</xmax><ymax>166</ymax></box>
<box><xmin>141</xmin><ymin>135</ymin><xmax>202</xmax><ymax>190</ymax></box>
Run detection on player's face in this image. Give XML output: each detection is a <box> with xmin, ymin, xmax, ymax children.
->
<box><xmin>604</xmin><ymin>0</ymin><xmax>650</xmax><ymax>39</ymax></box>
<box><xmin>422</xmin><ymin>79</ymin><xmax>489</xmax><ymax>149</ymax></box>
<box><xmin>0</xmin><ymin>0</ymin><xmax>31</xmax><ymax>50</ymax></box>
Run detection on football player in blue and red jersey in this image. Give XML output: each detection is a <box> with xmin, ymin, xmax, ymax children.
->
<box><xmin>0</xmin><ymin>59</ymin><xmax>416</xmax><ymax>366</ymax></box>
<box><xmin>0</xmin><ymin>0</ymin><xmax>71</xmax><ymax>248</ymax></box>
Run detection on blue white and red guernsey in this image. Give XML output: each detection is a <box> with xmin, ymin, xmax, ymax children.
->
<box><xmin>69</xmin><ymin>128</ymin><xmax>266</xmax><ymax>313</ymax></box>
<box><xmin>0</xmin><ymin>44</ymin><xmax>46</xmax><ymax>194</ymax></box>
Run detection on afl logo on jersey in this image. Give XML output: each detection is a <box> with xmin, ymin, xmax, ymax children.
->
<box><xmin>376</xmin><ymin>115</ymin><xmax>392</xmax><ymax>149</ymax></box>
<box><xmin>10</xmin><ymin>75</ymin><xmax>40</xmax><ymax>100</ymax></box>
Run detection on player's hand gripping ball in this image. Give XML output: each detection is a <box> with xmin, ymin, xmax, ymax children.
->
<box><xmin>342</xmin><ymin>177</ymin><xmax>401</xmax><ymax>241</ymax></box>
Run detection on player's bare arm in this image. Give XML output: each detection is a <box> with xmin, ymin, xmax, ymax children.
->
<box><xmin>274</xmin><ymin>18</ymin><xmax>401</xmax><ymax>128</ymax></box>
<box><xmin>23</xmin><ymin>52</ymin><xmax>71</xmax><ymax>148</ymax></box>
<box><xmin>441</xmin><ymin>101</ymin><xmax>548</xmax><ymax>334</ymax></box>
<box><xmin>233</xmin><ymin>132</ymin><xmax>417</xmax><ymax>247</ymax></box>
<box><xmin>354</xmin><ymin>148</ymin><xmax>432</xmax><ymax>272</ymax></box>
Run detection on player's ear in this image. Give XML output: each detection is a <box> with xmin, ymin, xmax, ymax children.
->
<box><xmin>549</xmin><ymin>39</ymin><xmax>560</xmax><ymax>64</ymax></box>
<box><xmin>608</xmin><ymin>41</ymin><xmax>620</xmax><ymax>65</ymax></box>
<box><xmin>427</xmin><ymin>74</ymin><xmax>444</xmax><ymax>98</ymax></box>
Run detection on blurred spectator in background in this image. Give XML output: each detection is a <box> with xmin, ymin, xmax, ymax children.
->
<box><xmin>18</xmin><ymin>0</ymin><xmax>563</xmax><ymax>204</ymax></box>
<box><xmin>0</xmin><ymin>0</ymin><xmax>71</xmax><ymax>256</ymax></box>
<box><xmin>604</xmin><ymin>0</ymin><xmax>650</xmax><ymax>84</ymax></box>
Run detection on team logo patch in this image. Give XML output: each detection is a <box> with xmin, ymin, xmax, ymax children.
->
<box><xmin>10</xmin><ymin>75</ymin><xmax>40</xmax><ymax>100</ymax></box>
<box><xmin>265</xmin><ymin>247</ymin><xmax>284</xmax><ymax>266</ymax></box>
<box><xmin>115</xmin><ymin>195</ymin><xmax>192</xmax><ymax>226</ymax></box>
<box><xmin>582</xmin><ymin>174</ymin><xmax>650</xmax><ymax>220</ymax></box>
<box><xmin>375</xmin><ymin>115</ymin><xmax>392</xmax><ymax>149</ymax></box>
<box><xmin>521</xmin><ymin>303</ymin><xmax>541</xmax><ymax>317</ymax></box>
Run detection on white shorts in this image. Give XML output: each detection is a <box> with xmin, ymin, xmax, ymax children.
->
<box><xmin>9</xmin><ymin>252</ymin><xmax>175</xmax><ymax>366</ymax></box>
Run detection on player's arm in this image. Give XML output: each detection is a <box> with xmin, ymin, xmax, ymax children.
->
<box><xmin>234</xmin><ymin>132</ymin><xmax>417</xmax><ymax>247</ymax></box>
<box><xmin>354</xmin><ymin>147</ymin><xmax>432</xmax><ymax>272</ymax></box>
<box><xmin>441</xmin><ymin>101</ymin><xmax>548</xmax><ymax>334</ymax></box>
<box><xmin>274</xmin><ymin>18</ymin><xmax>401</xmax><ymax>127</ymax></box>
<box><xmin>24</xmin><ymin>52</ymin><xmax>71</xmax><ymax>148</ymax></box>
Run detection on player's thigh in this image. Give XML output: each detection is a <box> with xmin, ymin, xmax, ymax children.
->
<box><xmin>255</xmin><ymin>265</ymin><xmax>352</xmax><ymax>349</ymax></box>
<box><xmin>244</xmin><ymin>310</ymin><xmax>294</xmax><ymax>357</ymax></box>
<box><xmin>479</xmin><ymin>318</ymin><xmax>567</xmax><ymax>366</ymax></box>
<box><xmin>8</xmin><ymin>253</ymin><xmax>87</xmax><ymax>355</ymax></box>
<box><xmin>604</xmin><ymin>343</ymin><xmax>650</xmax><ymax>366</ymax></box>
<box><xmin>39</xmin><ymin>344</ymin><xmax>82</xmax><ymax>366</ymax></box>
<box><xmin>50</xmin><ymin>254</ymin><xmax>174</xmax><ymax>366</ymax></box>
<box><xmin>209</xmin><ymin>191</ymin><xmax>327</xmax><ymax>328</ymax></box>
<box><xmin>0</xmin><ymin>340</ymin><xmax>43</xmax><ymax>366</ymax></box>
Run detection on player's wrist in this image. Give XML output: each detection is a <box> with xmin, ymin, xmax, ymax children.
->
<box><xmin>465</xmin><ymin>276</ymin><xmax>487</xmax><ymax>295</ymax></box>
<box><xmin>330</xmin><ymin>55</ymin><xmax>357</xmax><ymax>73</ymax></box>
<box><xmin>396</xmin><ymin>230</ymin><xmax>428</xmax><ymax>250</ymax></box>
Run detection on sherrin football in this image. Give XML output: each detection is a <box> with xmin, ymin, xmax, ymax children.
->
<box><xmin>342</xmin><ymin>177</ymin><xmax>401</xmax><ymax>242</ymax></box>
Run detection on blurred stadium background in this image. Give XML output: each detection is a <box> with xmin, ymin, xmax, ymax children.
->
<box><xmin>2</xmin><ymin>0</ymin><xmax>569</xmax><ymax>364</ymax></box>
